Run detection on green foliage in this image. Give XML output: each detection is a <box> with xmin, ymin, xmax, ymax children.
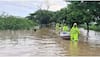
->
<box><xmin>89</xmin><ymin>25</ymin><xmax>100</xmax><ymax>31</ymax></box>
<box><xmin>52</xmin><ymin>1</ymin><xmax>100</xmax><ymax>29</ymax></box>
<box><xmin>26</xmin><ymin>10</ymin><xmax>54</xmax><ymax>24</ymax></box>
<box><xmin>0</xmin><ymin>16</ymin><xmax>36</xmax><ymax>30</ymax></box>
<box><xmin>51</xmin><ymin>8</ymin><xmax>68</xmax><ymax>23</ymax></box>
<box><xmin>80</xmin><ymin>24</ymin><xmax>100</xmax><ymax>31</ymax></box>
<box><xmin>26</xmin><ymin>1</ymin><xmax>100</xmax><ymax>30</ymax></box>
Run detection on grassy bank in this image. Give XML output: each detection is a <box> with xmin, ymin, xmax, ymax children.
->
<box><xmin>0</xmin><ymin>16</ymin><xmax>37</xmax><ymax>30</ymax></box>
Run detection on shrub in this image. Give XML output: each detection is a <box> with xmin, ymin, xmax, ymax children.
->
<box><xmin>0</xmin><ymin>16</ymin><xmax>36</xmax><ymax>30</ymax></box>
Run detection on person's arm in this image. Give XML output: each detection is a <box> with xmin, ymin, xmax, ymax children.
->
<box><xmin>70</xmin><ymin>27</ymin><xmax>73</xmax><ymax>34</ymax></box>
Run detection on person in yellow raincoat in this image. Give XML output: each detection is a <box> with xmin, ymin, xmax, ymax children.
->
<box><xmin>70</xmin><ymin>23</ymin><xmax>80</xmax><ymax>41</ymax></box>
<box><xmin>62</xmin><ymin>24</ymin><xmax>68</xmax><ymax>32</ymax></box>
<box><xmin>55</xmin><ymin>23</ymin><xmax>60</xmax><ymax>33</ymax></box>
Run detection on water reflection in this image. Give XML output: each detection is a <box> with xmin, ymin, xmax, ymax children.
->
<box><xmin>80</xmin><ymin>28</ymin><xmax>100</xmax><ymax>47</ymax></box>
<box><xmin>70</xmin><ymin>41</ymin><xmax>79</xmax><ymax>56</ymax></box>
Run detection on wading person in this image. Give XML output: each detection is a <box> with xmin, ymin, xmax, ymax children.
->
<box><xmin>55</xmin><ymin>23</ymin><xmax>60</xmax><ymax>33</ymax></box>
<box><xmin>62</xmin><ymin>24</ymin><xmax>68</xmax><ymax>32</ymax></box>
<box><xmin>70</xmin><ymin>23</ymin><xmax>80</xmax><ymax>41</ymax></box>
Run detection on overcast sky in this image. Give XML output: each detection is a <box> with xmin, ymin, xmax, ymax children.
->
<box><xmin>0</xmin><ymin>0</ymin><xmax>68</xmax><ymax>17</ymax></box>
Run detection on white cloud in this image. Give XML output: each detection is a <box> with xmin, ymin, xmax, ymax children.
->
<box><xmin>40</xmin><ymin>0</ymin><xmax>67</xmax><ymax>11</ymax></box>
<box><xmin>0</xmin><ymin>0</ymin><xmax>68</xmax><ymax>17</ymax></box>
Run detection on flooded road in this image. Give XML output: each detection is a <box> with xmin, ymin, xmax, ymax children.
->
<box><xmin>80</xmin><ymin>28</ymin><xmax>100</xmax><ymax>48</ymax></box>
<box><xmin>0</xmin><ymin>28</ymin><xmax>100</xmax><ymax>57</ymax></box>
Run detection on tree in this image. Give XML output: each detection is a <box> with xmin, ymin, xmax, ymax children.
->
<box><xmin>26</xmin><ymin>10</ymin><xmax>54</xmax><ymax>27</ymax></box>
<box><xmin>63</xmin><ymin>1</ymin><xmax>100</xmax><ymax>39</ymax></box>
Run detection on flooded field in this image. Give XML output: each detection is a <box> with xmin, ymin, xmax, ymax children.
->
<box><xmin>0</xmin><ymin>28</ymin><xmax>100</xmax><ymax>57</ymax></box>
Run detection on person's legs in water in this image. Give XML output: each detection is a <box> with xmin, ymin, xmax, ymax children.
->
<box><xmin>71</xmin><ymin>34</ymin><xmax>74</xmax><ymax>41</ymax></box>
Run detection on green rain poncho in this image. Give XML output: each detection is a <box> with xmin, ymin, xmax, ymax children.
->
<box><xmin>70</xmin><ymin>26</ymin><xmax>80</xmax><ymax>41</ymax></box>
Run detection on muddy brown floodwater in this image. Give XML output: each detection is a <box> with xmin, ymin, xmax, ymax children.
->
<box><xmin>0</xmin><ymin>28</ymin><xmax>100</xmax><ymax>57</ymax></box>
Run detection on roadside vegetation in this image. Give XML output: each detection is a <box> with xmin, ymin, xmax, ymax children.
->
<box><xmin>0</xmin><ymin>15</ymin><xmax>37</xmax><ymax>30</ymax></box>
<box><xmin>0</xmin><ymin>1</ymin><xmax>100</xmax><ymax>31</ymax></box>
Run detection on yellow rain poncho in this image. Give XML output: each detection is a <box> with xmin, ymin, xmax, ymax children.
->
<box><xmin>62</xmin><ymin>25</ymin><xmax>68</xmax><ymax>32</ymax></box>
<box><xmin>55</xmin><ymin>23</ymin><xmax>60</xmax><ymax>32</ymax></box>
<box><xmin>70</xmin><ymin>26</ymin><xmax>80</xmax><ymax>41</ymax></box>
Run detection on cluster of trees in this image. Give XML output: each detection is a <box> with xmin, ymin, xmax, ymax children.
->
<box><xmin>26</xmin><ymin>1</ymin><xmax>100</xmax><ymax>29</ymax></box>
<box><xmin>66</xmin><ymin>1</ymin><xmax>100</xmax><ymax>28</ymax></box>
<box><xmin>0</xmin><ymin>15</ymin><xmax>36</xmax><ymax>30</ymax></box>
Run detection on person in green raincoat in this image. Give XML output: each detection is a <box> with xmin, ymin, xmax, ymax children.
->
<box><xmin>70</xmin><ymin>23</ymin><xmax>80</xmax><ymax>41</ymax></box>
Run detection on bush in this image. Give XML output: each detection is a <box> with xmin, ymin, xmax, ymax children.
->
<box><xmin>0</xmin><ymin>16</ymin><xmax>37</xmax><ymax>30</ymax></box>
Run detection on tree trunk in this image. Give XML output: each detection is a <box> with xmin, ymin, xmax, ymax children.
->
<box><xmin>86</xmin><ymin>22</ymin><xmax>89</xmax><ymax>40</ymax></box>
